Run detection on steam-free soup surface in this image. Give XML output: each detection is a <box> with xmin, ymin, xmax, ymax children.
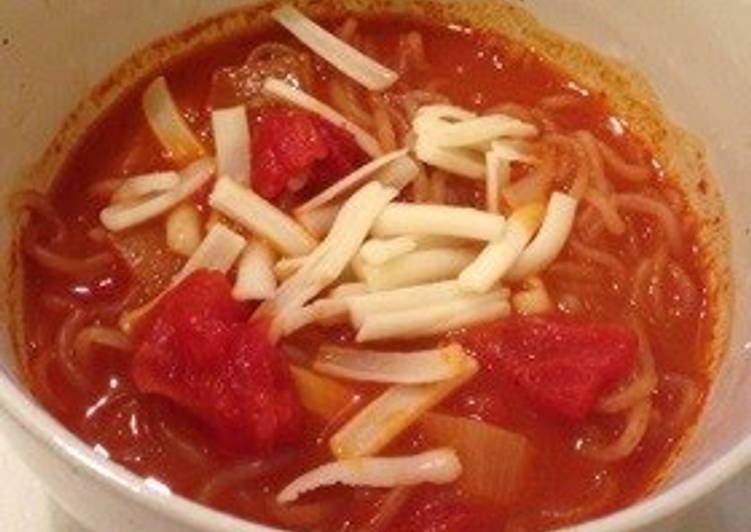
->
<box><xmin>17</xmin><ymin>8</ymin><xmax>713</xmax><ymax>531</ymax></box>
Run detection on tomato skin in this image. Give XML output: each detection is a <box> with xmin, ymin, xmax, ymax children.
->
<box><xmin>458</xmin><ymin>316</ymin><xmax>638</xmax><ymax>419</ymax></box>
<box><xmin>132</xmin><ymin>270</ymin><xmax>303</xmax><ymax>452</ymax></box>
<box><xmin>251</xmin><ymin>106</ymin><xmax>366</xmax><ymax>200</ymax></box>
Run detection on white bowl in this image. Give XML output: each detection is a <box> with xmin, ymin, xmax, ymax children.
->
<box><xmin>0</xmin><ymin>1</ymin><xmax>750</xmax><ymax>531</ymax></box>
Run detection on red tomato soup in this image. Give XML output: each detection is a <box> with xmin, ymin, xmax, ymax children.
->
<box><xmin>15</xmin><ymin>6</ymin><xmax>715</xmax><ymax>531</ymax></box>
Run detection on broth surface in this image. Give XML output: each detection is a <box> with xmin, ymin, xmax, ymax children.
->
<box><xmin>16</xmin><ymin>10</ymin><xmax>713</xmax><ymax>531</ymax></box>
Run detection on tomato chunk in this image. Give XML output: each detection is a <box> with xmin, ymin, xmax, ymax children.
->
<box><xmin>251</xmin><ymin>106</ymin><xmax>366</xmax><ymax>199</ymax></box>
<box><xmin>458</xmin><ymin>316</ymin><xmax>637</xmax><ymax>419</ymax></box>
<box><xmin>131</xmin><ymin>270</ymin><xmax>303</xmax><ymax>451</ymax></box>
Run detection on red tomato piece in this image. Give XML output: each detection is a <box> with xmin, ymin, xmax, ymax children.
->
<box><xmin>251</xmin><ymin>106</ymin><xmax>366</xmax><ymax>200</ymax></box>
<box><xmin>131</xmin><ymin>270</ymin><xmax>303</xmax><ymax>452</ymax></box>
<box><xmin>458</xmin><ymin>316</ymin><xmax>637</xmax><ymax>419</ymax></box>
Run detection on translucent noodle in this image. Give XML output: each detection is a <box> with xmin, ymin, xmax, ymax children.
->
<box><xmin>358</xmin><ymin>487</ymin><xmax>415</xmax><ymax>532</ymax></box>
<box><xmin>26</xmin><ymin>243</ymin><xmax>115</xmax><ymax>276</ymax></box>
<box><xmin>266</xmin><ymin>497</ymin><xmax>338</xmax><ymax>529</ymax></box>
<box><xmin>597</xmin><ymin>321</ymin><xmax>657</xmax><ymax>413</ymax></box>
<box><xmin>370</xmin><ymin>93</ymin><xmax>398</xmax><ymax>152</ymax></box>
<box><xmin>398</xmin><ymin>31</ymin><xmax>428</xmax><ymax>73</ymax></box>
<box><xmin>196</xmin><ymin>454</ymin><xmax>296</xmax><ymax>504</ymax></box>
<box><xmin>615</xmin><ymin>193</ymin><xmax>684</xmax><ymax>255</ymax></box>
<box><xmin>13</xmin><ymin>191</ymin><xmax>67</xmax><ymax>244</ymax></box>
<box><xmin>574</xmin><ymin>130</ymin><xmax>609</xmax><ymax>193</ymax></box>
<box><xmin>583</xmin><ymin>189</ymin><xmax>626</xmax><ymax>235</ymax></box>
<box><xmin>538</xmin><ymin>93</ymin><xmax>584</xmax><ymax>111</ymax></box>
<box><xmin>596</xmin><ymin>138</ymin><xmax>651</xmax><ymax>182</ymax></box>
<box><xmin>336</xmin><ymin>17</ymin><xmax>359</xmax><ymax>42</ymax></box>
<box><xmin>55</xmin><ymin>309</ymin><xmax>93</xmax><ymax>392</ymax></box>
<box><xmin>583</xmin><ymin>399</ymin><xmax>652</xmax><ymax>461</ymax></box>
<box><xmin>666</xmin><ymin>260</ymin><xmax>700</xmax><ymax>319</ymax></box>
<box><xmin>73</xmin><ymin>325</ymin><xmax>131</xmax><ymax>362</ymax></box>
<box><xmin>660</xmin><ymin>373</ymin><xmax>701</xmax><ymax>431</ymax></box>
<box><xmin>538</xmin><ymin>474</ymin><xmax>618</xmax><ymax>525</ymax></box>
<box><xmin>569</xmin><ymin>240</ymin><xmax>627</xmax><ymax>286</ymax></box>
<box><xmin>157</xmin><ymin>420</ymin><xmax>209</xmax><ymax>466</ymax></box>
<box><xmin>329</xmin><ymin>77</ymin><xmax>374</xmax><ymax>129</ymax></box>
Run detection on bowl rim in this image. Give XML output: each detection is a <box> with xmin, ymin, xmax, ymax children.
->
<box><xmin>1</xmin><ymin>368</ymin><xmax>750</xmax><ymax>531</ymax></box>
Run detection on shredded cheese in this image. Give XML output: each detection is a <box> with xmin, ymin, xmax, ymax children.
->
<box><xmin>211</xmin><ymin>105</ymin><xmax>251</xmax><ymax>185</ymax></box>
<box><xmin>233</xmin><ymin>240</ymin><xmax>277</xmax><ymax>301</ymax></box>
<box><xmin>359</xmin><ymin>247</ymin><xmax>476</xmax><ymax>291</ymax></box>
<box><xmin>372</xmin><ymin>203</ymin><xmax>506</xmax><ymax>241</ymax></box>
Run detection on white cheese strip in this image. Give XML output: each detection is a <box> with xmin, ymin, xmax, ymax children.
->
<box><xmin>295</xmin><ymin>150</ymin><xmax>409</xmax><ymax>213</ymax></box>
<box><xmin>356</xmin><ymin>292</ymin><xmax>510</xmax><ymax>342</ymax></box>
<box><xmin>209</xmin><ymin>176</ymin><xmax>317</xmax><ymax>257</ymax></box>
<box><xmin>330</xmin><ymin>351</ymin><xmax>478</xmax><ymax>458</ymax></box>
<box><xmin>112</xmin><ymin>171</ymin><xmax>180</xmax><ymax>203</ymax></box>
<box><xmin>211</xmin><ymin>105</ymin><xmax>251</xmax><ymax>185</ymax></box>
<box><xmin>295</xmin><ymin>203</ymin><xmax>340</xmax><ymax>239</ymax></box>
<box><xmin>315</xmin><ymin>344</ymin><xmax>472</xmax><ymax>384</ymax></box>
<box><xmin>420</xmin><ymin>115</ymin><xmax>538</xmax><ymax>148</ymax></box>
<box><xmin>415</xmin><ymin>104</ymin><xmax>476</xmax><ymax>123</ymax></box>
<box><xmin>372</xmin><ymin>203</ymin><xmax>506</xmax><ymax>241</ymax></box>
<box><xmin>359</xmin><ymin>236</ymin><xmax>417</xmax><ymax>265</ymax></box>
<box><xmin>173</xmin><ymin>223</ymin><xmax>246</xmax><ymax>286</ymax></box>
<box><xmin>329</xmin><ymin>282</ymin><xmax>369</xmax><ymax>299</ymax></box>
<box><xmin>266</xmin><ymin>182</ymin><xmax>397</xmax><ymax>339</ymax></box>
<box><xmin>414</xmin><ymin>139</ymin><xmax>486</xmax><ymax>179</ymax></box>
<box><xmin>271</xmin><ymin>4</ymin><xmax>398</xmax><ymax>91</ymax></box>
<box><xmin>277</xmin><ymin>449</ymin><xmax>462</xmax><ymax>504</ymax></box>
<box><xmin>274</xmin><ymin>255</ymin><xmax>308</xmax><ymax>281</ymax></box>
<box><xmin>459</xmin><ymin>203</ymin><xmax>546</xmax><ymax>293</ymax></box>
<box><xmin>101</xmin><ymin>158</ymin><xmax>215</xmax><ymax>231</ymax></box>
<box><xmin>263</xmin><ymin>78</ymin><xmax>382</xmax><ymax>157</ymax></box>
<box><xmin>359</xmin><ymin>248</ymin><xmax>476</xmax><ymax>291</ymax></box>
<box><xmin>347</xmin><ymin>280</ymin><xmax>475</xmax><ymax>328</ymax></box>
<box><xmin>507</xmin><ymin>192</ymin><xmax>578</xmax><ymax>280</ymax></box>
<box><xmin>142</xmin><ymin>77</ymin><xmax>206</xmax><ymax>166</ymax></box>
<box><xmin>233</xmin><ymin>240</ymin><xmax>277</xmax><ymax>301</ymax></box>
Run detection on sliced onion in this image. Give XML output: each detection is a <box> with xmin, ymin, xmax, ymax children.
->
<box><xmin>212</xmin><ymin>105</ymin><xmax>251</xmax><ymax>185</ymax></box>
<box><xmin>459</xmin><ymin>203</ymin><xmax>545</xmax><ymax>293</ymax></box>
<box><xmin>209</xmin><ymin>176</ymin><xmax>317</xmax><ymax>257</ymax></box>
<box><xmin>372</xmin><ymin>203</ymin><xmax>506</xmax><ymax>241</ymax></box>
<box><xmin>330</xmin><ymin>353</ymin><xmax>477</xmax><ymax>458</ymax></box>
<box><xmin>290</xmin><ymin>365</ymin><xmax>358</xmax><ymax>421</ymax></box>
<box><xmin>277</xmin><ymin>448</ymin><xmax>461</xmax><ymax>504</ymax></box>
<box><xmin>356</xmin><ymin>292</ymin><xmax>510</xmax><ymax>342</ymax></box>
<box><xmin>507</xmin><ymin>192</ymin><xmax>578</xmax><ymax>280</ymax></box>
<box><xmin>100</xmin><ymin>157</ymin><xmax>215</xmax><ymax>231</ymax></box>
<box><xmin>315</xmin><ymin>344</ymin><xmax>471</xmax><ymax>384</ymax></box>
<box><xmin>271</xmin><ymin>5</ymin><xmax>398</xmax><ymax>91</ymax></box>
<box><xmin>263</xmin><ymin>78</ymin><xmax>382</xmax><ymax>157</ymax></box>
<box><xmin>359</xmin><ymin>236</ymin><xmax>417</xmax><ymax>265</ymax></box>
<box><xmin>294</xmin><ymin>150</ymin><xmax>409</xmax><ymax>213</ymax></box>
<box><xmin>112</xmin><ymin>171</ymin><xmax>180</xmax><ymax>203</ymax></box>
<box><xmin>358</xmin><ymin>248</ymin><xmax>476</xmax><ymax>291</ymax></box>
<box><xmin>172</xmin><ymin>223</ymin><xmax>246</xmax><ymax>286</ymax></box>
<box><xmin>142</xmin><ymin>76</ymin><xmax>206</xmax><ymax>165</ymax></box>
<box><xmin>233</xmin><ymin>240</ymin><xmax>277</xmax><ymax>301</ymax></box>
<box><xmin>165</xmin><ymin>203</ymin><xmax>203</xmax><ymax>257</ymax></box>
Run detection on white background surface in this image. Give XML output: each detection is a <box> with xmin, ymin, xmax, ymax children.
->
<box><xmin>1</xmin><ymin>433</ymin><xmax>749</xmax><ymax>531</ymax></box>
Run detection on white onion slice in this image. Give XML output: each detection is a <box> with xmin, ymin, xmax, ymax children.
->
<box><xmin>271</xmin><ymin>5</ymin><xmax>398</xmax><ymax>91</ymax></box>
<box><xmin>372</xmin><ymin>203</ymin><xmax>506</xmax><ymax>241</ymax></box>
<box><xmin>165</xmin><ymin>203</ymin><xmax>202</xmax><ymax>257</ymax></box>
<box><xmin>295</xmin><ymin>150</ymin><xmax>409</xmax><ymax>213</ymax></box>
<box><xmin>101</xmin><ymin>158</ymin><xmax>215</xmax><ymax>231</ymax></box>
<box><xmin>459</xmin><ymin>203</ymin><xmax>546</xmax><ymax>293</ymax></box>
<box><xmin>507</xmin><ymin>192</ymin><xmax>578</xmax><ymax>280</ymax></box>
<box><xmin>277</xmin><ymin>448</ymin><xmax>461</xmax><ymax>504</ymax></box>
<box><xmin>142</xmin><ymin>77</ymin><xmax>205</xmax><ymax>165</ymax></box>
<box><xmin>414</xmin><ymin>139</ymin><xmax>485</xmax><ymax>179</ymax></box>
<box><xmin>172</xmin><ymin>223</ymin><xmax>246</xmax><ymax>286</ymax></box>
<box><xmin>265</xmin><ymin>182</ymin><xmax>397</xmax><ymax>339</ymax></box>
<box><xmin>211</xmin><ymin>106</ymin><xmax>251</xmax><ymax>185</ymax></box>
<box><xmin>263</xmin><ymin>78</ymin><xmax>382</xmax><ymax>157</ymax></box>
<box><xmin>112</xmin><ymin>171</ymin><xmax>180</xmax><ymax>203</ymax></box>
<box><xmin>330</xmin><ymin>353</ymin><xmax>478</xmax><ymax>458</ymax></box>
<box><xmin>359</xmin><ymin>236</ymin><xmax>417</xmax><ymax>265</ymax></box>
<box><xmin>209</xmin><ymin>176</ymin><xmax>317</xmax><ymax>257</ymax></box>
<box><xmin>359</xmin><ymin>248</ymin><xmax>476</xmax><ymax>291</ymax></box>
<box><xmin>356</xmin><ymin>292</ymin><xmax>510</xmax><ymax>342</ymax></box>
<box><xmin>233</xmin><ymin>240</ymin><xmax>277</xmax><ymax>301</ymax></box>
<box><xmin>315</xmin><ymin>344</ymin><xmax>471</xmax><ymax>384</ymax></box>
